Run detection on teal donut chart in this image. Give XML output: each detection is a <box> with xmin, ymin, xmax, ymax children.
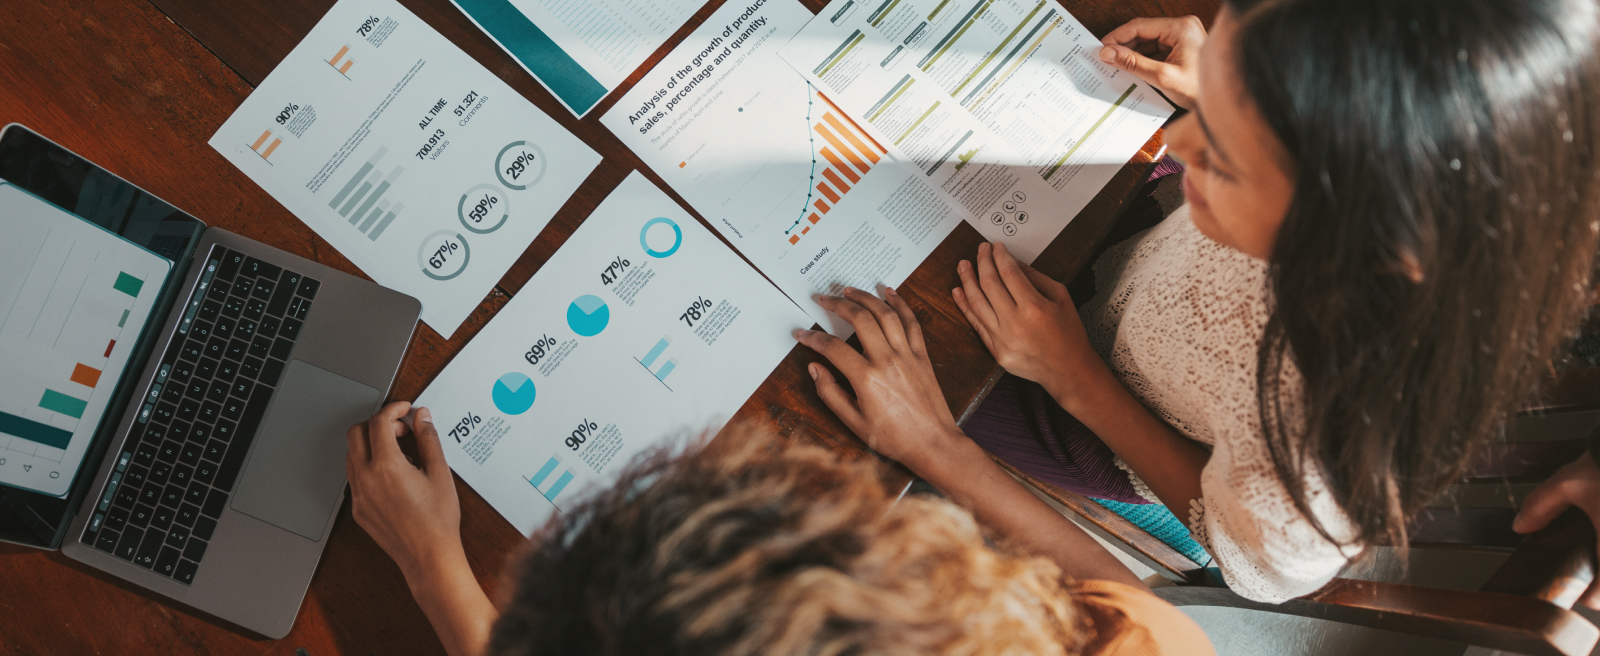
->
<box><xmin>640</xmin><ymin>217</ymin><xmax>681</xmax><ymax>258</ymax></box>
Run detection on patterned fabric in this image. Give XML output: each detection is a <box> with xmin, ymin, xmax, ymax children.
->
<box><xmin>966</xmin><ymin>375</ymin><xmax>1150</xmax><ymax>504</ymax></box>
<box><xmin>1092</xmin><ymin>498</ymin><xmax>1212</xmax><ymax>566</ymax></box>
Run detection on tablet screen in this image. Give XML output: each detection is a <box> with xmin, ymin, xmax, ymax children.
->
<box><xmin>0</xmin><ymin>184</ymin><xmax>172</xmax><ymax>496</ymax></box>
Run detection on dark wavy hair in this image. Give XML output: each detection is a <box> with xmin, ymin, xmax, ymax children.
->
<box><xmin>485</xmin><ymin>436</ymin><xmax>1085</xmax><ymax>656</ymax></box>
<box><xmin>1230</xmin><ymin>0</ymin><xmax>1600</xmax><ymax>552</ymax></box>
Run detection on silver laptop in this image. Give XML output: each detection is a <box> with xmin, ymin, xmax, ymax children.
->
<box><xmin>0</xmin><ymin>124</ymin><xmax>421</xmax><ymax>638</ymax></box>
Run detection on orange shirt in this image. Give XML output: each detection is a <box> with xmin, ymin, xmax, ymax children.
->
<box><xmin>1072</xmin><ymin>581</ymin><xmax>1216</xmax><ymax>656</ymax></box>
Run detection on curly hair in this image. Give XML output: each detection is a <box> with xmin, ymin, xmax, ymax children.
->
<box><xmin>486</xmin><ymin>436</ymin><xmax>1086</xmax><ymax>656</ymax></box>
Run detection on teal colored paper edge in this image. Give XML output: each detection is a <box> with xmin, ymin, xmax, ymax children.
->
<box><xmin>453</xmin><ymin>0</ymin><xmax>609</xmax><ymax>116</ymax></box>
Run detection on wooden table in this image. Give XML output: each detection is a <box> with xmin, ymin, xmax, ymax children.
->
<box><xmin>0</xmin><ymin>0</ymin><xmax>1215</xmax><ymax>652</ymax></box>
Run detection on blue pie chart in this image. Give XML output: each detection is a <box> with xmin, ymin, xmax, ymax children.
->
<box><xmin>567</xmin><ymin>294</ymin><xmax>610</xmax><ymax>337</ymax></box>
<box><xmin>492</xmin><ymin>372</ymin><xmax>537</xmax><ymax>415</ymax></box>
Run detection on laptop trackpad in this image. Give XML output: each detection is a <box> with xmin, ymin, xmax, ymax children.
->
<box><xmin>232</xmin><ymin>360</ymin><xmax>381</xmax><ymax>541</ymax></box>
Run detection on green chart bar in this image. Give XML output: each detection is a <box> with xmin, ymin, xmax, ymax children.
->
<box><xmin>113</xmin><ymin>272</ymin><xmax>144</xmax><ymax>297</ymax></box>
<box><xmin>39</xmin><ymin>389</ymin><xmax>87</xmax><ymax>419</ymax></box>
<box><xmin>0</xmin><ymin>409</ymin><xmax>72</xmax><ymax>449</ymax></box>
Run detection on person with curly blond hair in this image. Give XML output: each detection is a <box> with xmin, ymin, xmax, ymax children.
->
<box><xmin>346</xmin><ymin>397</ymin><xmax>1212</xmax><ymax>656</ymax></box>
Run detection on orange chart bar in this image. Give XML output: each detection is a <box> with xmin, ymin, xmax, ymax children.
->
<box><xmin>70</xmin><ymin>363</ymin><xmax>102</xmax><ymax>388</ymax></box>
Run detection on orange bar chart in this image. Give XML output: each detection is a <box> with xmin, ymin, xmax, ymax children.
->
<box><xmin>69</xmin><ymin>363</ymin><xmax>102</xmax><ymax>388</ymax></box>
<box><xmin>328</xmin><ymin>45</ymin><xmax>354</xmax><ymax>76</ymax></box>
<box><xmin>250</xmin><ymin>129</ymin><xmax>282</xmax><ymax>161</ymax></box>
<box><xmin>787</xmin><ymin>91</ymin><xmax>890</xmax><ymax>246</ymax></box>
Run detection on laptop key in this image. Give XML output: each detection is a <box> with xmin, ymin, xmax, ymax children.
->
<box><xmin>198</xmin><ymin>299</ymin><xmax>221</xmax><ymax>323</ymax></box>
<box><xmin>253</xmin><ymin>277</ymin><xmax>276</xmax><ymax>300</ymax></box>
<box><xmin>123</xmin><ymin>465</ymin><xmax>148</xmax><ymax>489</ymax></box>
<box><xmin>138</xmin><ymin>486</ymin><xmax>161</xmax><ymax>506</ymax></box>
<box><xmin>161</xmin><ymin>382</ymin><xmax>184</xmax><ymax>404</ymax></box>
<box><xmin>178</xmin><ymin>443</ymin><xmax>201</xmax><ymax>466</ymax></box>
<box><xmin>258</xmin><ymin>315</ymin><xmax>280</xmax><ymax>340</ymax></box>
<box><xmin>106</xmin><ymin>508</ymin><xmax>129</xmax><ymax>532</ymax></box>
<box><xmin>186</xmin><ymin>379</ymin><xmax>207</xmax><ymax>400</ymax></box>
<box><xmin>115</xmin><ymin>484</ymin><xmax>140</xmax><ymax>508</ymax></box>
<box><xmin>188</xmin><ymin>320</ymin><xmax>213</xmax><ymax>342</ymax></box>
<box><xmin>267</xmin><ymin>278</ymin><xmax>295</xmax><ymax>316</ymax></box>
<box><xmin>131</xmin><ymin>504</ymin><xmax>154</xmax><ymax>528</ymax></box>
<box><xmin>260</xmin><ymin>358</ymin><xmax>285</xmax><ymax>386</ymax></box>
<box><xmin>171</xmin><ymin>464</ymin><xmax>193</xmax><ymax>487</ymax></box>
<box><xmin>134</xmin><ymin>442</ymin><xmax>158</xmax><ymax>468</ymax></box>
<box><xmin>214</xmin><ymin>420</ymin><xmax>236</xmax><ymax>442</ymax></box>
<box><xmin>297</xmin><ymin>276</ymin><xmax>320</xmax><ymax>300</ymax></box>
<box><xmin>242</xmin><ymin>257</ymin><xmax>282</xmax><ymax>281</ymax></box>
<box><xmin>226</xmin><ymin>338</ymin><xmax>249</xmax><ymax>360</ymax></box>
<box><xmin>213</xmin><ymin>317</ymin><xmax>235</xmax><ymax>340</ymax></box>
<box><xmin>199</xmin><ymin>401</ymin><xmax>221</xmax><ymax>423</ymax></box>
<box><xmin>193</xmin><ymin>516</ymin><xmax>217</xmax><ymax>541</ymax></box>
<box><xmin>153</xmin><ymin>403</ymin><xmax>175</xmax><ymax>424</ymax></box>
<box><xmin>203</xmin><ymin>440</ymin><xmax>226</xmax><ymax>462</ymax></box>
<box><xmin>216</xmin><ymin>358</ymin><xmax>238</xmax><ymax>380</ymax></box>
<box><xmin>176</xmin><ymin>399</ymin><xmax>198</xmax><ymax>422</ymax></box>
<box><xmin>251</xmin><ymin>335</ymin><xmax>273</xmax><ymax>359</ymax></box>
<box><xmin>185</xmin><ymin>481</ymin><xmax>208</xmax><ymax>506</ymax></box>
<box><xmin>195</xmin><ymin>461</ymin><xmax>217</xmax><ymax>485</ymax></box>
<box><xmin>165</xmin><ymin>524</ymin><xmax>190</xmax><ymax>549</ymax></box>
<box><xmin>201</xmin><ymin>489</ymin><xmax>229</xmax><ymax>519</ymax></box>
<box><xmin>152</xmin><ymin>505</ymin><xmax>174</xmax><ymax>531</ymax></box>
<box><xmin>183</xmin><ymin>538</ymin><xmax>208</xmax><ymax>563</ymax></box>
<box><xmin>269</xmin><ymin>337</ymin><xmax>292</xmax><ymax>360</ymax></box>
<box><xmin>135</xmin><ymin>530</ymin><xmax>163</xmax><ymax>568</ymax></box>
<box><xmin>243</xmin><ymin>298</ymin><xmax>267</xmax><ymax>322</ymax></box>
<box><xmin>231</xmin><ymin>277</ymin><xmax>254</xmax><ymax>297</ymax></box>
<box><xmin>177</xmin><ymin>504</ymin><xmax>199</xmax><ymax>527</ymax></box>
<box><xmin>95</xmin><ymin>529</ymin><xmax>119</xmax><ymax>553</ymax></box>
<box><xmin>240</xmin><ymin>357</ymin><xmax>263</xmax><ymax>380</ymax></box>
<box><xmin>278</xmin><ymin>317</ymin><xmax>302</xmax><ymax>340</ymax></box>
<box><xmin>189</xmin><ymin>422</ymin><xmax>212</xmax><ymax>443</ymax></box>
<box><xmin>236</xmin><ymin>318</ymin><xmax>258</xmax><ymax>340</ymax></box>
<box><xmin>217</xmin><ymin>249</ymin><xmax>243</xmax><ymax>280</ymax></box>
<box><xmin>222</xmin><ymin>295</ymin><xmax>244</xmax><ymax>317</ymax></box>
<box><xmin>203</xmin><ymin>336</ymin><xmax>227</xmax><ymax>360</ymax></box>
<box><xmin>161</xmin><ymin>484</ymin><xmax>185</xmax><ymax>507</ymax></box>
<box><xmin>175</xmin><ymin>559</ymin><xmax>199</xmax><ymax>585</ymax></box>
<box><xmin>115</xmin><ymin>527</ymin><xmax>144</xmax><ymax>561</ymax></box>
<box><xmin>221</xmin><ymin>398</ymin><xmax>244</xmax><ymax>422</ymax></box>
<box><xmin>155</xmin><ymin>547</ymin><xmax>181</xmax><ymax>577</ymax></box>
<box><xmin>149</xmin><ymin>462</ymin><xmax>172</xmax><ymax>487</ymax></box>
<box><xmin>158</xmin><ymin>440</ymin><xmax>181</xmax><ymax>463</ymax></box>
<box><xmin>230</xmin><ymin>378</ymin><xmax>253</xmax><ymax>399</ymax></box>
<box><xmin>169</xmin><ymin>359</ymin><xmax>194</xmax><ymax>383</ymax></box>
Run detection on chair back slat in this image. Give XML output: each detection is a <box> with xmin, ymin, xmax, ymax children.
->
<box><xmin>1482</xmin><ymin>509</ymin><xmax>1598</xmax><ymax>609</ymax></box>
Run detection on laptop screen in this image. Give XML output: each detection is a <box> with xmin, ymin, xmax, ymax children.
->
<box><xmin>0</xmin><ymin>183</ymin><xmax>172</xmax><ymax>497</ymax></box>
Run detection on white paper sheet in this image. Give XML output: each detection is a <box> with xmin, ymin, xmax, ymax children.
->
<box><xmin>209</xmin><ymin>0</ymin><xmax>600</xmax><ymax>338</ymax></box>
<box><xmin>778</xmin><ymin>0</ymin><xmax>1174</xmax><ymax>261</ymax></box>
<box><xmin>601</xmin><ymin>0</ymin><xmax>963</xmax><ymax>335</ymax></box>
<box><xmin>414</xmin><ymin>172</ymin><xmax>812</xmax><ymax>534</ymax></box>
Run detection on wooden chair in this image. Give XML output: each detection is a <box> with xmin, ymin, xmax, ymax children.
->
<box><xmin>992</xmin><ymin>361</ymin><xmax>1600</xmax><ymax>656</ymax></box>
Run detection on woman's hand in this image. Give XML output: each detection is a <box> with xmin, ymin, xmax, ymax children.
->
<box><xmin>347</xmin><ymin>401</ymin><xmax>462</xmax><ymax>582</ymax></box>
<box><xmin>1098</xmin><ymin>16</ymin><xmax>1207</xmax><ymax>110</ymax></box>
<box><xmin>1514</xmin><ymin>452</ymin><xmax>1600</xmax><ymax>609</ymax></box>
<box><xmin>796</xmin><ymin>286</ymin><xmax>965</xmax><ymax>472</ymax></box>
<box><xmin>952</xmin><ymin>242</ymin><xmax>1108</xmax><ymax>416</ymax></box>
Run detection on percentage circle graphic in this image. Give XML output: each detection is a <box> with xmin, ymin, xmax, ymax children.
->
<box><xmin>639</xmin><ymin>217</ymin><xmax>682</xmax><ymax>258</ymax></box>
<box><xmin>566</xmin><ymin>294</ymin><xmax>610</xmax><ymax>337</ymax></box>
<box><xmin>457</xmin><ymin>183</ymin><xmax>510</xmax><ymax>233</ymax></box>
<box><xmin>495</xmin><ymin>140</ymin><xmax>547</xmax><ymax>191</ymax></box>
<box><xmin>418</xmin><ymin>230</ymin><xmax>472</xmax><ymax>281</ymax></box>
<box><xmin>492</xmin><ymin>372</ymin><xmax>537</xmax><ymax>415</ymax></box>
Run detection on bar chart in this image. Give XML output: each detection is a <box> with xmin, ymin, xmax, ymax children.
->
<box><xmin>327</xmin><ymin>146</ymin><xmax>404</xmax><ymax>241</ymax></box>
<box><xmin>0</xmin><ymin>184</ymin><xmax>169</xmax><ymax>495</ymax></box>
<box><xmin>635</xmin><ymin>335</ymin><xmax>678</xmax><ymax>390</ymax></box>
<box><xmin>524</xmin><ymin>455</ymin><xmax>575</xmax><ymax>504</ymax></box>
<box><xmin>786</xmin><ymin>90</ymin><xmax>888</xmax><ymax>246</ymax></box>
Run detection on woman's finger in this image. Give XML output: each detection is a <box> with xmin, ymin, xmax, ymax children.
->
<box><xmin>957</xmin><ymin>259</ymin><xmax>1001</xmax><ymax>331</ymax></box>
<box><xmin>1101</xmin><ymin>16</ymin><xmax>1191</xmax><ymax>48</ymax></box>
<box><xmin>992</xmin><ymin>243</ymin><xmax>1043</xmax><ymax>305</ymax></box>
<box><xmin>411</xmin><ymin>407</ymin><xmax>451</xmax><ymax>484</ymax></box>
<box><xmin>1019</xmin><ymin>260</ymin><xmax>1072</xmax><ymax>305</ymax></box>
<box><xmin>1512</xmin><ymin>480</ymin><xmax>1574</xmax><ymax>534</ymax></box>
<box><xmin>809</xmin><ymin>363</ymin><xmax>870</xmax><ymax>438</ymax></box>
<box><xmin>884</xmin><ymin>287</ymin><xmax>926</xmax><ymax>356</ymax></box>
<box><xmin>347</xmin><ymin>422</ymin><xmax>371</xmax><ymax>465</ymax></box>
<box><xmin>841</xmin><ymin>286</ymin><xmax>910</xmax><ymax>354</ymax></box>
<box><xmin>975</xmin><ymin>243</ymin><xmax>1017</xmax><ymax>315</ymax></box>
<box><xmin>818</xmin><ymin>294</ymin><xmax>892</xmax><ymax>358</ymax></box>
<box><xmin>953</xmin><ymin>287</ymin><xmax>999</xmax><ymax>354</ymax></box>
<box><xmin>796</xmin><ymin>328</ymin><xmax>870</xmax><ymax>377</ymax></box>
<box><xmin>366</xmin><ymin>400</ymin><xmax>414</xmax><ymax>463</ymax></box>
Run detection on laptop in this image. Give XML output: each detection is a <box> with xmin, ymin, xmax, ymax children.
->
<box><xmin>0</xmin><ymin>124</ymin><xmax>421</xmax><ymax>638</ymax></box>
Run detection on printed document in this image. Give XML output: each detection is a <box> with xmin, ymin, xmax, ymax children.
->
<box><xmin>210</xmin><ymin>0</ymin><xmax>601</xmax><ymax>338</ymax></box>
<box><xmin>601</xmin><ymin>0</ymin><xmax>964</xmax><ymax>335</ymax></box>
<box><xmin>449</xmin><ymin>0</ymin><xmax>698</xmax><ymax>117</ymax></box>
<box><xmin>778</xmin><ymin>0</ymin><xmax>1173</xmax><ymax>261</ymax></box>
<box><xmin>414</xmin><ymin>172</ymin><xmax>812</xmax><ymax>533</ymax></box>
<box><xmin>0</xmin><ymin>184</ymin><xmax>171</xmax><ymax>497</ymax></box>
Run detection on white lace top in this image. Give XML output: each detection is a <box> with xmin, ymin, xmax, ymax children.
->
<box><xmin>1079</xmin><ymin>203</ymin><xmax>1361</xmax><ymax>604</ymax></box>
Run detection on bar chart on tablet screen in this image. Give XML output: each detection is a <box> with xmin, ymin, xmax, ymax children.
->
<box><xmin>0</xmin><ymin>184</ymin><xmax>169</xmax><ymax>495</ymax></box>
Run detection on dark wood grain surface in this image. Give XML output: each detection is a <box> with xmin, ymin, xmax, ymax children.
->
<box><xmin>0</xmin><ymin>0</ymin><xmax>1218</xmax><ymax>652</ymax></box>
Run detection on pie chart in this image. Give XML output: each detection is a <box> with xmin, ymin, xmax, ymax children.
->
<box><xmin>492</xmin><ymin>372</ymin><xmax>537</xmax><ymax>415</ymax></box>
<box><xmin>566</xmin><ymin>294</ymin><xmax>610</xmax><ymax>337</ymax></box>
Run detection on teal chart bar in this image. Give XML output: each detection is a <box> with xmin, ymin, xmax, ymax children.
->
<box><xmin>452</xmin><ymin>0</ymin><xmax>609</xmax><ymax>116</ymax></box>
<box><xmin>0</xmin><ymin>409</ymin><xmax>72</xmax><ymax>450</ymax></box>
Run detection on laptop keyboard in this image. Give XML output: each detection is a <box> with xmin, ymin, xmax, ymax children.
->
<box><xmin>79</xmin><ymin>247</ymin><xmax>320</xmax><ymax>585</ymax></box>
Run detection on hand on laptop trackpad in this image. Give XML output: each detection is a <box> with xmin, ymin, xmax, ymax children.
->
<box><xmin>231</xmin><ymin>360</ymin><xmax>381</xmax><ymax>542</ymax></box>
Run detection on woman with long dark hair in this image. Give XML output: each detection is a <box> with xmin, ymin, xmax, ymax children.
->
<box><xmin>797</xmin><ymin>0</ymin><xmax>1600</xmax><ymax>602</ymax></box>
